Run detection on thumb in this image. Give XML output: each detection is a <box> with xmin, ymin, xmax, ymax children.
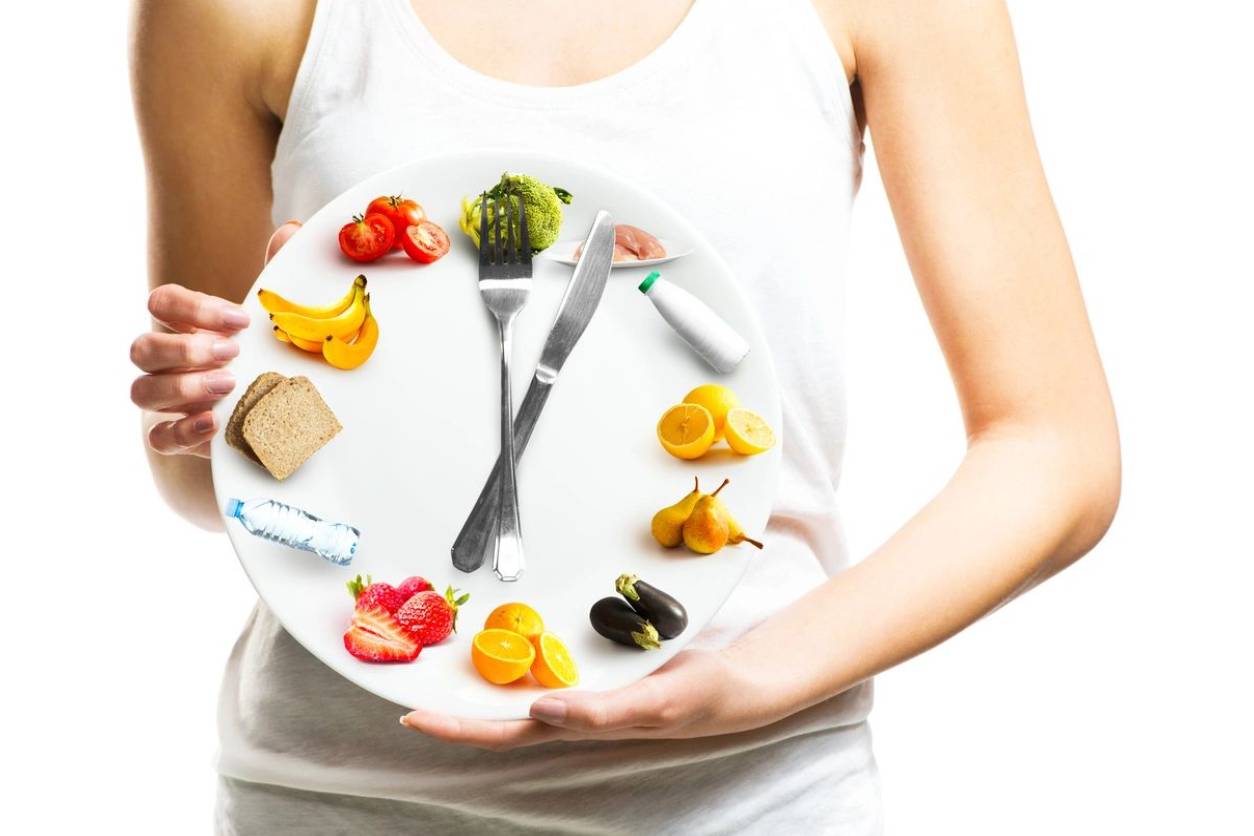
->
<box><xmin>264</xmin><ymin>220</ymin><xmax>303</xmax><ymax>265</ymax></box>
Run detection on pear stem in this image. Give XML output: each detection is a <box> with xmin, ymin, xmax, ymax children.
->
<box><xmin>742</xmin><ymin>536</ymin><xmax>764</xmax><ymax>549</ymax></box>
<box><xmin>693</xmin><ymin>476</ymin><xmax>699</xmax><ymax>493</ymax></box>
<box><xmin>711</xmin><ymin>478</ymin><xmax>730</xmax><ymax>497</ymax></box>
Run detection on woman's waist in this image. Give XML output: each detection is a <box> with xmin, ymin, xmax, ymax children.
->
<box><xmin>218</xmin><ymin>575</ymin><xmax>872</xmax><ymax>805</ymax></box>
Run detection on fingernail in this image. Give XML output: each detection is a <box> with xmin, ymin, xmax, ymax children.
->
<box><xmin>193</xmin><ymin>416</ymin><xmax>214</xmax><ymax>434</ymax></box>
<box><xmin>530</xmin><ymin>699</ymin><xmax>567</xmax><ymax>724</ymax></box>
<box><xmin>205</xmin><ymin>371</ymin><xmax>236</xmax><ymax>395</ymax></box>
<box><xmin>220</xmin><ymin>306</ymin><xmax>250</xmax><ymax>329</ymax></box>
<box><xmin>211</xmin><ymin>340</ymin><xmax>239</xmax><ymax>361</ymax></box>
<box><xmin>399</xmin><ymin>715</ymin><xmax>412</xmax><ymax>728</ymax></box>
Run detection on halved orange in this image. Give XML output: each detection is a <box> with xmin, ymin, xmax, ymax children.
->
<box><xmin>483</xmin><ymin>602</ymin><xmax>545</xmax><ymax>641</ymax></box>
<box><xmin>471</xmin><ymin>628</ymin><xmax>535</xmax><ymax>685</ymax></box>
<box><xmin>530</xmin><ymin>631</ymin><xmax>578</xmax><ymax>689</ymax></box>
<box><xmin>657</xmin><ymin>403</ymin><xmax>715</xmax><ymax>460</ymax></box>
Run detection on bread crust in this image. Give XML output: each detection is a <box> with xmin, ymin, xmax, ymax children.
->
<box><xmin>225</xmin><ymin>371</ymin><xmax>286</xmax><ymax>463</ymax></box>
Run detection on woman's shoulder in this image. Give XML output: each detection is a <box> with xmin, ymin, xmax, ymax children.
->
<box><xmin>132</xmin><ymin>0</ymin><xmax>315</xmax><ymax>120</ymax></box>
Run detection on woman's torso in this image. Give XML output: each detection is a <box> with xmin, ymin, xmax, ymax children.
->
<box><xmin>218</xmin><ymin>1</ymin><xmax>874</xmax><ymax>831</ymax></box>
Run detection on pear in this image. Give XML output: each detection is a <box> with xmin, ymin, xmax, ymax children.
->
<box><xmin>682</xmin><ymin>479</ymin><xmax>731</xmax><ymax>554</ymax></box>
<box><xmin>711</xmin><ymin>494</ymin><xmax>764</xmax><ymax>549</ymax></box>
<box><xmin>651</xmin><ymin>477</ymin><xmax>702</xmax><ymax>548</ymax></box>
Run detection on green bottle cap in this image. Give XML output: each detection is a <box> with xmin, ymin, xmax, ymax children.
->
<box><xmin>638</xmin><ymin>271</ymin><xmax>662</xmax><ymax>294</ymax></box>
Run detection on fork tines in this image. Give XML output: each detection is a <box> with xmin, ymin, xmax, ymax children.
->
<box><xmin>478</xmin><ymin>188</ymin><xmax>533</xmax><ymax>275</ymax></box>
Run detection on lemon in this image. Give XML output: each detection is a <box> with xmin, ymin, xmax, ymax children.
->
<box><xmin>682</xmin><ymin>384</ymin><xmax>740</xmax><ymax>442</ymax></box>
<box><xmin>724</xmin><ymin>408</ymin><xmax>776</xmax><ymax>455</ymax></box>
<box><xmin>657</xmin><ymin>403</ymin><xmax>715</xmax><ymax>460</ymax></box>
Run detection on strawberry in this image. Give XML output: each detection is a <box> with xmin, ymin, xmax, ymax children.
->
<box><xmin>343</xmin><ymin>605</ymin><xmax>421</xmax><ymax>663</ymax></box>
<box><xmin>396</xmin><ymin>586</ymin><xmax>469</xmax><ymax>646</ymax></box>
<box><xmin>396</xmin><ymin>575</ymin><xmax>434</xmax><ymax>599</ymax></box>
<box><xmin>346</xmin><ymin>574</ymin><xmax>406</xmax><ymax>614</ymax></box>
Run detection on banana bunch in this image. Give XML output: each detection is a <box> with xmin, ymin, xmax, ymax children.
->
<box><xmin>259</xmin><ymin>274</ymin><xmax>379</xmax><ymax>370</ymax></box>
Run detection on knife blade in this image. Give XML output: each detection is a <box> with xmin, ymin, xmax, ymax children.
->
<box><xmin>451</xmin><ymin>210</ymin><xmax>616</xmax><ymax>572</ymax></box>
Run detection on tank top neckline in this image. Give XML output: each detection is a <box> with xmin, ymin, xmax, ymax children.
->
<box><xmin>384</xmin><ymin>0</ymin><xmax>709</xmax><ymax>108</ymax></box>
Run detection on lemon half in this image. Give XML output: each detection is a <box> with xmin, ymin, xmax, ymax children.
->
<box><xmin>657</xmin><ymin>403</ymin><xmax>715</xmax><ymax>460</ymax></box>
<box><xmin>724</xmin><ymin>408</ymin><xmax>776</xmax><ymax>456</ymax></box>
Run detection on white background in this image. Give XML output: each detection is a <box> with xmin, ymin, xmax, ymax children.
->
<box><xmin>2</xmin><ymin>2</ymin><xmax>1250</xmax><ymax>833</ymax></box>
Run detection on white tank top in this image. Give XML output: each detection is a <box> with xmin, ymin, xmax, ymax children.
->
<box><xmin>218</xmin><ymin>1</ymin><xmax>877</xmax><ymax>830</ymax></box>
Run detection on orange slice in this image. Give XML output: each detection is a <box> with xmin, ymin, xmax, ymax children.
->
<box><xmin>657</xmin><ymin>403</ymin><xmax>715</xmax><ymax>460</ymax></box>
<box><xmin>724</xmin><ymin>408</ymin><xmax>776</xmax><ymax>456</ymax></box>
<box><xmin>483</xmin><ymin>602</ymin><xmax>545</xmax><ymax>641</ymax></box>
<box><xmin>471</xmin><ymin>628</ymin><xmax>536</xmax><ymax>685</ymax></box>
<box><xmin>530</xmin><ymin>632</ymin><xmax>578</xmax><ymax>689</ymax></box>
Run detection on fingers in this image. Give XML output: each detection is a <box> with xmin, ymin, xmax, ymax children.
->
<box><xmin>529</xmin><ymin>677</ymin><xmax>673</xmax><ymax>735</ymax></box>
<box><xmin>265</xmin><ymin>220</ymin><xmax>303</xmax><ymax>264</ymax></box>
<box><xmin>130</xmin><ymin>331</ymin><xmax>240</xmax><ymax>374</ymax></box>
<box><xmin>148</xmin><ymin>283</ymin><xmax>250</xmax><ymax>334</ymax></box>
<box><xmin>147</xmin><ymin>412</ymin><xmax>216</xmax><ymax>456</ymax></box>
<box><xmin>131</xmin><ymin>368</ymin><xmax>236</xmax><ymax>412</ymax></box>
<box><xmin>400</xmin><ymin>711</ymin><xmax>562</xmax><ymax>751</ymax></box>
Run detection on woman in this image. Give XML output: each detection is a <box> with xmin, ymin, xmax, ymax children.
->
<box><xmin>129</xmin><ymin>0</ymin><xmax>1120</xmax><ymax>832</ymax></box>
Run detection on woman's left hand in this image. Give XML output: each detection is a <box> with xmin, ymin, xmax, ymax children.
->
<box><xmin>399</xmin><ymin>648</ymin><xmax>777</xmax><ymax>751</ymax></box>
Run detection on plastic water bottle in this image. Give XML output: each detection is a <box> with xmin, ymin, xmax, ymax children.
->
<box><xmin>638</xmin><ymin>271</ymin><xmax>750</xmax><ymax>373</ymax></box>
<box><xmin>225</xmin><ymin>498</ymin><xmax>359</xmax><ymax>566</ymax></box>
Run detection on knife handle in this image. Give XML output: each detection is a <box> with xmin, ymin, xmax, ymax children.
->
<box><xmin>451</xmin><ymin>377</ymin><xmax>553</xmax><ymax>572</ymax></box>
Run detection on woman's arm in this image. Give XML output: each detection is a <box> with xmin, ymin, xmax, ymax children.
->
<box><xmin>401</xmin><ymin>0</ymin><xmax>1119</xmax><ymax>747</ymax></box>
<box><xmin>129</xmin><ymin>0</ymin><xmax>310</xmax><ymax>530</ymax></box>
<box><xmin>721</xmin><ymin>0</ymin><xmax>1121</xmax><ymax>717</ymax></box>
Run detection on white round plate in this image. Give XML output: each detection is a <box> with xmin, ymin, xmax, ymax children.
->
<box><xmin>541</xmin><ymin>237</ymin><xmax>692</xmax><ymax>269</ymax></box>
<box><xmin>210</xmin><ymin>150</ymin><xmax>781</xmax><ymax>719</ymax></box>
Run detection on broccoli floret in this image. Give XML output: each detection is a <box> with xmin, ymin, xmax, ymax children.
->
<box><xmin>459</xmin><ymin>172</ymin><xmax>572</xmax><ymax>253</ymax></box>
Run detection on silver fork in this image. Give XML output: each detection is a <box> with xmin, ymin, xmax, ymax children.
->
<box><xmin>478</xmin><ymin>190</ymin><xmax>532</xmax><ymax>581</ymax></box>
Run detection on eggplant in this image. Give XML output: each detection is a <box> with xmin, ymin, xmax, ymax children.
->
<box><xmin>589</xmin><ymin>597</ymin><xmax>661</xmax><ymax>650</ymax></box>
<box><xmin>615</xmin><ymin>574</ymin><xmax>688</xmax><ymax>639</ymax></box>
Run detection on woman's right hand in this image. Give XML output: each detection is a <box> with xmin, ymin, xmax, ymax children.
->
<box><xmin>131</xmin><ymin>222</ymin><xmax>301</xmax><ymax>457</ymax></box>
<box><xmin>130</xmin><ymin>285</ymin><xmax>249</xmax><ymax>457</ymax></box>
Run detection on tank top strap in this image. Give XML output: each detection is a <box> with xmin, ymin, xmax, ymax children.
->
<box><xmin>700</xmin><ymin>0</ymin><xmax>859</xmax><ymax>139</ymax></box>
<box><xmin>275</xmin><ymin>0</ymin><xmax>409</xmax><ymax>171</ymax></box>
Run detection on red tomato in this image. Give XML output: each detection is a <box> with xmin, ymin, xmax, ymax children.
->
<box><xmin>338</xmin><ymin>214</ymin><xmax>395</xmax><ymax>262</ymax></box>
<box><xmin>400</xmin><ymin>220</ymin><xmax>450</xmax><ymax>264</ymax></box>
<box><xmin>367</xmin><ymin>195</ymin><xmax>426</xmax><ymax>249</ymax></box>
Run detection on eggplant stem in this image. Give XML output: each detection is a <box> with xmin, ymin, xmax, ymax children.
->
<box><xmin>632</xmin><ymin>622</ymin><xmax>662</xmax><ymax>650</ymax></box>
<box><xmin>615</xmin><ymin>574</ymin><xmax>640</xmax><ymax>602</ymax></box>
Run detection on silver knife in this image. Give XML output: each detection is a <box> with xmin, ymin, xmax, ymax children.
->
<box><xmin>451</xmin><ymin>210</ymin><xmax>616</xmax><ymax>573</ymax></box>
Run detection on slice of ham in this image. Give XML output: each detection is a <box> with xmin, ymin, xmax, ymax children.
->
<box><xmin>575</xmin><ymin>224</ymin><xmax>667</xmax><ymax>262</ymax></box>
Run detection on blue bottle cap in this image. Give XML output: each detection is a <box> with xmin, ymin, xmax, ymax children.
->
<box><xmin>225</xmin><ymin>498</ymin><xmax>244</xmax><ymax>519</ymax></box>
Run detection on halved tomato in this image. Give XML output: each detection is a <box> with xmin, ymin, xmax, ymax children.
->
<box><xmin>339</xmin><ymin>213</ymin><xmax>395</xmax><ymax>263</ymax></box>
<box><xmin>400</xmin><ymin>220</ymin><xmax>450</xmax><ymax>264</ymax></box>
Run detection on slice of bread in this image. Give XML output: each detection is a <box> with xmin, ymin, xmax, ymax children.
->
<box><xmin>241</xmin><ymin>375</ymin><xmax>342</xmax><ymax>480</ymax></box>
<box><xmin>226</xmin><ymin>372</ymin><xmax>286</xmax><ymax>463</ymax></box>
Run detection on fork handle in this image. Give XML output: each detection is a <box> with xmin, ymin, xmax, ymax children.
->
<box><xmin>451</xmin><ymin>377</ymin><xmax>551</xmax><ymax>573</ymax></box>
<box><xmin>493</xmin><ymin>316</ymin><xmax>526</xmax><ymax>581</ymax></box>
